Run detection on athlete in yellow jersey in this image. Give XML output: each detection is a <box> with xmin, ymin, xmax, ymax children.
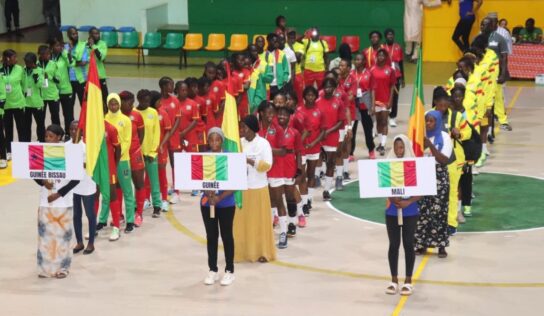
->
<box><xmin>105</xmin><ymin>93</ymin><xmax>135</xmax><ymax>233</ymax></box>
<box><xmin>135</xmin><ymin>89</ymin><xmax>162</xmax><ymax>218</ymax></box>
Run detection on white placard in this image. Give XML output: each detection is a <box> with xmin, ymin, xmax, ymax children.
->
<box><xmin>11</xmin><ymin>142</ymin><xmax>85</xmax><ymax>180</ymax></box>
<box><xmin>358</xmin><ymin>157</ymin><xmax>437</xmax><ymax>198</ymax></box>
<box><xmin>174</xmin><ymin>152</ymin><xmax>248</xmax><ymax>190</ymax></box>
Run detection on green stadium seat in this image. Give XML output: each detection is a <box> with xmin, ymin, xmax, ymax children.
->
<box><xmin>162</xmin><ymin>33</ymin><xmax>184</xmax><ymax>69</ymax></box>
<box><xmin>101</xmin><ymin>31</ymin><xmax>118</xmax><ymax>48</ymax></box>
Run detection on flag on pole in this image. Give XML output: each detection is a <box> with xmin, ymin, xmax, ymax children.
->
<box><xmin>408</xmin><ymin>47</ymin><xmax>425</xmax><ymax>157</ymax></box>
<box><xmin>77</xmin><ymin>51</ymin><xmax>110</xmax><ymax>193</ymax></box>
<box><xmin>221</xmin><ymin>62</ymin><xmax>243</xmax><ymax>208</ymax></box>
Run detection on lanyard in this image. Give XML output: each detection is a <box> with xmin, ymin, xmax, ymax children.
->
<box><xmin>353</xmin><ymin>69</ymin><xmax>367</xmax><ymax>87</ymax></box>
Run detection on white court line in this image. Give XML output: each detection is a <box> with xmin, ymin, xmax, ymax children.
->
<box><xmin>326</xmin><ymin>171</ymin><xmax>544</xmax><ymax>234</ymax></box>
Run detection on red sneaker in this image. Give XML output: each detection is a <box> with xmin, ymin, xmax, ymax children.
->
<box><xmin>298</xmin><ymin>215</ymin><xmax>307</xmax><ymax>228</ymax></box>
<box><xmin>135</xmin><ymin>214</ymin><xmax>143</xmax><ymax>227</ymax></box>
<box><xmin>348</xmin><ymin>155</ymin><xmax>355</xmax><ymax>162</ymax></box>
<box><xmin>369</xmin><ymin>151</ymin><xmax>376</xmax><ymax>159</ymax></box>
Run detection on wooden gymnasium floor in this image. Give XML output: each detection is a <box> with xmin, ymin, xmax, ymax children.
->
<box><xmin>0</xmin><ymin>36</ymin><xmax>542</xmax><ymax>315</ymax></box>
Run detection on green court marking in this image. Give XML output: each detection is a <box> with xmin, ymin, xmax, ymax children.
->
<box><xmin>330</xmin><ymin>173</ymin><xmax>544</xmax><ymax>232</ymax></box>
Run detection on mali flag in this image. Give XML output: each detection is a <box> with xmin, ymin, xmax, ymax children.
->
<box><xmin>221</xmin><ymin>62</ymin><xmax>242</xmax><ymax>208</ymax></box>
<box><xmin>77</xmin><ymin>51</ymin><xmax>110</xmax><ymax>193</ymax></box>
<box><xmin>377</xmin><ymin>160</ymin><xmax>417</xmax><ymax>188</ymax></box>
<box><xmin>408</xmin><ymin>47</ymin><xmax>425</xmax><ymax>157</ymax></box>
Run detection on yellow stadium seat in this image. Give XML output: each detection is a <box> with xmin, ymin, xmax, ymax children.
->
<box><xmin>205</xmin><ymin>33</ymin><xmax>226</xmax><ymax>51</ymax></box>
<box><xmin>227</xmin><ymin>34</ymin><xmax>248</xmax><ymax>52</ymax></box>
<box><xmin>182</xmin><ymin>33</ymin><xmax>204</xmax><ymax>67</ymax></box>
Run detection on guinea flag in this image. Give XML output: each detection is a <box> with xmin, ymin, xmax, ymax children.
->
<box><xmin>77</xmin><ymin>51</ymin><xmax>110</xmax><ymax>194</ymax></box>
<box><xmin>191</xmin><ymin>154</ymin><xmax>229</xmax><ymax>181</ymax></box>
<box><xmin>221</xmin><ymin>62</ymin><xmax>242</xmax><ymax>208</ymax></box>
<box><xmin>408</xmin><ymin>47</ymin><xmax>425</xmax><ymax>157</ymax></box>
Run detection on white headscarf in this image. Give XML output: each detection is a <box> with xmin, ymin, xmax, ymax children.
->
<box><xmin>387</xmin><ymin>134</ymin><xmax>416</xmax><ymax>159</ymax></box>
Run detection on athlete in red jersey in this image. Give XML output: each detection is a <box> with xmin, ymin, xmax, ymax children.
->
<box><xmin>187</xmin><ymin>77</ymin><xmax>208</xmax><ymax>152</ymax></box>
<box><xmin>299</xmin><ymin>86</ymin><xmax>325</xmax><ymax>215</ymax></box>
<box><xmin>197</xmin><ymin>77</ymin><xmax>219</xmax><ymax>131</ymax></box>
<box><xmin>338</xmin><ymin>59</ymin><xmax>358</xmax><ymax>165</ymax></box>
<box><xmin>176</xmin><ymin>80</ymin><xmax>202</xmax><ymax>153</ymax></box>
<box><xmin>383</xmin><ymin>29</ymin><xmax>405</xmax><ymax>128</ymax></box>
<box><xmin>120</xmin><ymin>91</ymin><xmax>146</xmax><ymax>226</ymax></box>
<box><xmin>204</xmin><ymin>62</ymin><xmax>226</xmax><ymax>126</ymax></box>
<box><xmin>276</xmin><ymin>106</ymin><xmax>306</xmax><ymax>234</ymax></box>
<box><xmin>362</xmin><ymin>30</ymin><xmax>384</xmax><ymax>68</ymax></box>
<box><xmin>150</xmin><ymin>91</ymin><xmax>173</xmax><ymax>208</ymax></box>
<box><xmin>316</xmin><ymin>78</ymin><xmax>345</xmax><ymax>200</ymax></box>
<box><xmin>370</xmin><ymin>48</ymin><xmax>396</xmax><ymax>156</ymax></box>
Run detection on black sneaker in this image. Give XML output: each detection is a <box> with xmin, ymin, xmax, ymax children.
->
<box><xmin>152</xmin><ymin>207</ymin><xmax>161</xmax><ymax>218</ymax></box>
<box><xmin>125</xmin><ymin>223</ymin><xmax>135</xmax><ymax>234</ymax></box>
<box><xmin>287</xmin><ymin>223</ymin><xmax>297</xmax><ymax>237</ymax></box>
<box><xmin>302</xmin><ymin>204</ymin><xmax>310</xmax><ymax>217</ymax></box>
<box><xmin>96</xmin><ymin>222</ymin><xmax>107</xmax><ymax>232</ymax></box>
<box><xmin>377</xmin><ymin>145</ymin><xmax>385</xmax><ymax>156</ymax></box>
<box><xmin>447</xmin><ymin>225</ymin><xmax>457</xmax><ymax>236</ymax></box>
<box><xmin>335</xmin><ymin>177</ymin><xmax>344</xmax><ymax>191</ymax></box>
<box><xmin>323</xmin><ymin>190</ymin><xmax>331</xmax><ymax>201</ymax></box>
<box><xmin>277</xmin><ymin>232</ymin><xmax>288</xmax><ymax>249</ymax></box>
<box><xmin>343</xmin><ymin>172</ymin><xmax>350</xmax><ymax>181</ymax></box>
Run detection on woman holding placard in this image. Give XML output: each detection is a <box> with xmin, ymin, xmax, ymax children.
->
<box><xmin>200</xmin><ymin>127</ymin><xmax>236</xmax><ymax>286</ymax></box>
<box><xmin>34</xmin><ymin>124</ymin><xmax>80</xmax><ymax>278</ymax></box>
<box><xmin>234</xmin><ymin>114</ymin><xmax>276</xmax><ymax>263</ymax></box>
<box><xmin>384</xmin><ymin>135</ymin><xmax>421</xmax><ymax>296</ymax></box>
<box><xmin>415</xmin><ymin>111</ymin><xmax>452</xmax><ymax>258</ymax></box>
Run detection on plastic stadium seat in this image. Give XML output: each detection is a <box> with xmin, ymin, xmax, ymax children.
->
<box><xmin>227</xmin><ymin>34</ymin><xmax>248</xmax><ymax>52</ymax></box>
<box><xmin>118</xmin><ymin>26</ymin><xmax>136</xmax><ymax>33</ymax></box>
<box><xmin>78</xmin><ymin>25</ymin><xmax>95</xmax><ymax>32</ymax></box>
<box><xmin>99</xmin><ymin>26</ymin><xmax>116</xmax><ymax>32</ymax></box>
<box><xmin>59</xmin><ymin>25</ymin><xmax>75</xmax><ymax>32</ymax></box>
<box><xmin>205</xmin><ymin>33</ymin><xmax>226</xmax><ymax>51</ymax></box>
<box><xmin>142</xmin><ymin>32</ymin><xmax>162</xmax><ymax>49</ymax></box>
<box><xmin>182</xmin><ymin>33</ymin><xmax>204</xmax><ymax>67</ymax></box>
<box><xmin>320</xmin><ymin>35</ymin><xmax>337</xmax><ymax>53</ymax></box>
<box><xmin>119</xmin><ymin>31</ymin><xmax>139</xmax><ymax>48</ymax></box>
<box><xmin>163</xmin><ymin>33</ymin><xmax>184</xmax><ymax>69</ymax></box>
<box><xmin>341</xmin><ymin>35</ymin><xmax>360</xmax><ymax>53</ymax></box>
<box><xmin>101</xmin><ymin>31</ymin><xmax>118</xmax><ymax>48</ymax></box>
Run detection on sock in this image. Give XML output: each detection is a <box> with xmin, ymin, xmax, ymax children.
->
<box><xmin>335</xmin><ymin>167</ymin><xmax>343</xmax><ymax>178</ymax></box>
<box><xmin>158</xmin><ymin>167</ymin><xmax>168</xmax><ymax>200</ymax></box>
<box><xmin>458</xmin><ymin>200</ymin><xmax>462</xmax><ymax>212</ymax></box>
<box><xmin>377</xmin><ymin>133</ymin><xmax>382</xmax><ymax>145</ymax></box>
<box><xmin>381</xmin><ymin>134</ymin><xmax>387</xmax><ymax>146</ymax></box>
<box><xmin>272</xmin><ymin>207</ymin><xmax>278</xmax><ymax>221</ymax></box>
<box><xmin>136</xmin><ymin>188</ymin><xmax>145</xmax><ymax>216</ymax></box>
<box><xmin>279</xmin><ymin>216</ymin><xmax>288</xmax><ymax>234</ymax></box>
<box><xmin>315</xmin><ymin>165</ymin><xmax>322</xmax><ymax>178</ymax></box>
<box><xmin>289</xmin><ymin>216</ymin><xmax>297</xmax><ymax>225</ymax></box>
<box><xmin>325</xmin><ymin>176</ymin><xmax>333</xmax><ymax>191</ymax></box>
<box><xmin>308</xmin><ymin>188</ymin><xmax>315</xmax><ymax>201</ymax></box>
<box><xmin>343</xmin><ymin>159</ymin><xmax>349</xmax><ymax>173</ymax></box>
<box><xmin>301</xmin><ymin>194</ymin><xmax>308</xmax><ymax>206</ymax></box>
<box><xmin>296</xmin><ymin>201</ymin><xmax>304</xmax><ymax>216</ymax></box>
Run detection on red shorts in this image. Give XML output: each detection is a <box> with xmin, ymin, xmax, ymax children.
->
<box><xmin>304</xmin><ymin>70</ymin><xmax>325</xmax><ymax>89</ymax></box>
<box><xmin>130</xmin><ymin>149</ymin><xmax>145</xmax><ymax>171</ymax></box>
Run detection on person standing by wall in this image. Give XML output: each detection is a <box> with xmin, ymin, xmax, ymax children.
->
<box><xmin>404</xmin><ymin>0</ymin><xmax>443</xmax><ymax>63</ymax></box>
<box><xmin>302</xmin><ymin>27</ymin><xmax>328</xmax><ymax>89</ymax></box>
<box><xmin>87</xmin><ymin>27</ymin><xmax>108</xmax><ymax>108</ymax></box>
<box><xmin>65</xmin><ymin>27</ymin><xmax>88</xmax><ymax>106</ymax></box>
<box><xmin>451</xmin><ymin>0</ymin><xmax>483</xmax><ymax>53</ymax></box>
<box><xmin>4</xmin><ymin>0</ymin><xmax>23</xmax><ymax>37</ymax></box>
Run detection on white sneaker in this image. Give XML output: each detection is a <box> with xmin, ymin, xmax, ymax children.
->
<box><xmin>389</xmin><ymin>118</ymin><xmax>397</xmax><ymax>127</ymax></box>
<box><xmin>204</xmin><ymin>271</ymin><xmax>219</xmax><ymax>285</ymax></box>
<box><xmin>109</xmin><ymin>227</ymin><xmax>120</xmax><ymax>241</ymax></box>
<box><xmin>0</xmin><ymin>159</ymin><xmax>7</xmax><ymax>169</ymax></box>
<box><xmin>169</xmin><ymin>193</ymin><xmax>180</xmax><ymax>204</ymax></box>
<box><xmin>161</xmin><ymin>200</ymin><xmax>170</xmax><ymax>212</ymax></box>
<box><xmin>220</xmin><ymin>271</ymin><xmax>235</xmax><ymax>286</ymax></box>
<box><xmin>143</xmin><ymin>199</ymin><xmax>152</xmax><ymax>209</ymax></box>
<box><xmin>6</xmin><ymin>153</ymin><xmax>11</xmax><ymax>161</ymax></box>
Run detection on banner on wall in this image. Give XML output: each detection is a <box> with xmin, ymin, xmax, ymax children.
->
<box><xmin>174</xmin><ymin>152</ymin><xmax>247</xmax><ymax>190</ymax></box>
<box><xmin>11</xmin><ymin>142</ymin><xmax>85</xmax><ymax>180</ymax></box>
<box><xmin>357</xmin><ymin>157</ymin><xmax>437</xmax><ymax>198</ymax></box>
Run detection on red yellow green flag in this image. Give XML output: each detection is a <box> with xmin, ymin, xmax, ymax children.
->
<box><xmin>408</xmin><ymin>48</ymin><xmax>425</xmax><ymax>157</ymax></box>
<box><xmin>77</xmin><ymin>51</ymin><xmax>110</xmax><ymax>193</ymax></box>
<box><xmin>221</xmin><ymin>62</ymin><xmax>242</xmax><ymax>208</ymax></box>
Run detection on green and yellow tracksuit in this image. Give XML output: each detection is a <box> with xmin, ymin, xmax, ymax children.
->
<box><xmin>136</xmin><ymin>106</ymin><xmax>161</xmax><ymax>208</ymax></box>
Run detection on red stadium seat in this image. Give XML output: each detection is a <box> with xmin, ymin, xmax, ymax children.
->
<box><xmin>320</xmin><ymin>35</ymin><xmax>337</xmax><ymax>53</ymax></box>
<box><xmin>341</xmin><ymin>35</ymin><xmax>360</xmax><ymax>53</ymax></box>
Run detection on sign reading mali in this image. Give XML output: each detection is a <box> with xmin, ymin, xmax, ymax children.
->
<box><xmin>174</xmin><ymin>153</ymin><xmax>247</xmax><ymax>190</ymax></box>
<box><xmin>358</xmin><ymin>157</ymin><xmax>437</xmax><ymax>198</ymax></box>
<box><xmin>11</xmin><ymin>142</ymin><xmax>85</xmax><ymax>180</ymax></box>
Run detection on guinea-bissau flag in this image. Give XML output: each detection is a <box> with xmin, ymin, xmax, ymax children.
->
<box><xmin>221</xmin><ymin>61</ymin><xmax>242</xmax><ymax>208</ymax></box>
<box><xmin>77</xmin><ymin>51</ymin><xmax>110</xmax><ymax>194</ymax></box>
<box><xmin>408</xmin><ymin>47</ymin><xmax>425</xmax><ymax>157</ymax></box>
<box><xmin>29</xmin><ymin>144</ymin><xmax>66</xmax><ymax>171</ymax></box>
<box><xmin>377</xmin><ymin>160</ymin><xmax>417</xmax><ymax>188</ymax></box>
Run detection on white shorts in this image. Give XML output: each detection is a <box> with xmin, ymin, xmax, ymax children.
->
<box><xmin>302</xmin><ymin>153</ymin><xmax>320</xmax><ymax>164</ymax></box>
<box><xmin>283</xmin><ymin>178</ymin><xmax>296</xmax><ymax>186</ymax></box>
<box><xmin>268</xmin><ymin>178</ymin><xmax>285</xmax><ymax>188</ymax></box>
<box><xmin>338</xmin><ymin>129</ymin><xmax>346</xmax><ymax>142</ymax></box>
<box><xmin>374</xmin><ymin>106</ymin><xmax>391</xmax><ymax>113</ymax></box>
<box><xmin>322</xmin><ymin>145</ymin><xmax>337</xmax><ymax>152</ymax></box>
